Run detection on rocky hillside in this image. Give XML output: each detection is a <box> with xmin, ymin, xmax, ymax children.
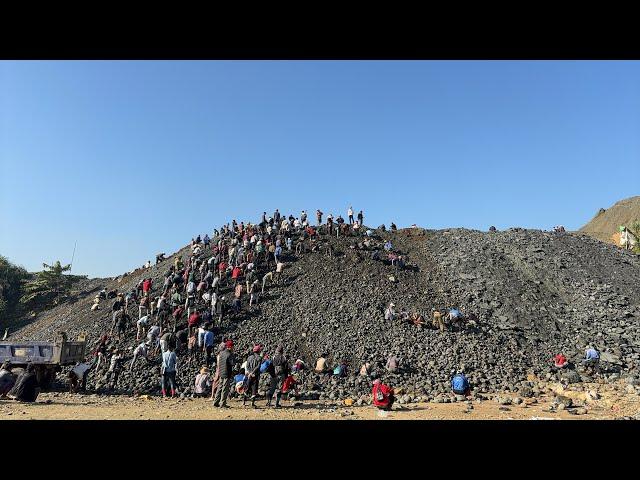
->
<box><xmin>9</xmin><ymin>227</ymin><xmax>640</xmax><ymax>403</ymax></box>
<box><xmin>580</xmin><ymin>196</ymin><xmax>640</xmax><ymax>244</ymax></box>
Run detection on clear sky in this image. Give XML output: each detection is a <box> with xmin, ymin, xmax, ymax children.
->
<box><xmin>1</xmin><ymin>61</ymin><xmax>639</xmax><ymax>278</ymax></box>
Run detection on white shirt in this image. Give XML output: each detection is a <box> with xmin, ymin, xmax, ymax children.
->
<box><xmin>137</xmin><ymin>316</ymin><xmax>149</xmax><ymax>326</ymax></box>
<box><xmin>348</xmin><ymin>208</ymin><xmax>353</xmax><ymax>216</ymax></box>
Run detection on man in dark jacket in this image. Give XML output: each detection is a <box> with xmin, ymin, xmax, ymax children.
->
<box><xmin>266</xmin><ymin>345</ymin><xmax>289</xmax><ymax>408</ymax></box>
<box><xmin>213</xmin><ymin>340</ymin><xmax>234</xmax><ymax>408</ymax></box>
<box><xmin>8</xmin><ymin>364</ymin><xmax>40</xmax><ymax>402</ymax></box>
<box><xmin>243</xmin><ymin>344</ymin><xmax>264</xmax><ymax>408</ymax></box>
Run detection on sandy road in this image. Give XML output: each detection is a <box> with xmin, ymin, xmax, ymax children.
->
<box><xmin>2</xmin><ymin>387</ymin><xmax>638</xmax><ymax>420</ymax></box>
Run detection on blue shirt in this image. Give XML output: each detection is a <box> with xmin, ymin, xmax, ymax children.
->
<box><xmin>161</xmin><ymin>351</ymin><xmax>177</xmax><ymax>373</ymax></box>
<box><xmin>203</xmin><ymin>330</ymin><xmax>214</xmax><ymax>347</ymax></box>
<box><xmin>451</xmin><ymin>374</ymin><xmax>469</xmax><ymax>392</ymax></box>
<box><xmin>585</xmin><ymin>349</ymin><xmax>599</xmax><ymax>360</ymax></box>
<box><xmin>449</xmin><ymin>309</ymin><xmax>461</xmax><ymax>318</ymax></box>
<box><xmin>234</xmin><ymin>374</ymin><xmax>246</xmax><ymax>384</ymax></box>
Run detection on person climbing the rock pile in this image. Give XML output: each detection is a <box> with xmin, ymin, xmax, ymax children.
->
<box><xmin>136</xmin><ymin>314</ymin><xmax>150</xmax><ymax>341</ymax></box>
<box><xmin>315</xmin><ymin>353</ymin><xmax>331</xmax><ymax>373</ymax></box>
<box><xmin>103</xmin><ymin>349</ymin><xmax>124</xmax><ymax>391</ymax></box>
<box><xmin>583</xmin><ymin>346</ymin><xmax>600</xmax><ymax>374</ymax></box>
<box><xmin>372</xmin><ymin>378</ymin><xmax>394</xmax><ymax>411</ymax></box>
<box><xmin>115</xmin><ymin>310</ymin><xmax>130</xmax><ymax>341</ymax></box>
<box><xmin>130</xmin><ymin>341</ymin><xmax>152</xmax><ymax>370</ymax></box>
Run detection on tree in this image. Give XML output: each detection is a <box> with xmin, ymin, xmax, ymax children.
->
<box><xmin>20</xmin><ymin>261</ymin><xmax>73</xmax><ymax>309</ymax></box>
<box><xmin>0</xmin><ymin>255</ymin><xmax>29</xmax><ymax>320</ymax></box>
<box><xmin>630</xmin><ymin>221</ymin><xmax>640</xmax><ymax>254</ymax></box>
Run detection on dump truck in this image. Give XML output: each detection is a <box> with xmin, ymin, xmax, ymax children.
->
<box><xmin>0</xmin><ymin>332</ymin><xmax>87</xmax><ymax>389</ymax></box>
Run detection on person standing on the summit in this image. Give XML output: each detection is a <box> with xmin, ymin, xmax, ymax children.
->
<box><xmin>348</xmin><ymin>206</ymin><xmax>354</xmax><ymax>225</ymax></box>
<box><xmin>357</xmin><ymin>210</ymin><xmax>364</xmax><ymax>226</ymax></box>
<box><xmin>316</xmin><ymin>209</ymin><xmax>323</xmax><ymax>227</ymax></box>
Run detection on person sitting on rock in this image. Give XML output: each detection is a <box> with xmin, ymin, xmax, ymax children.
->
<box><xmin>432</xmin><ymin>309</ymin><xmax>446</xmax><ymax>333</ymax></box>
<box><xmin>390</xmin><ymin>222</ymin><xmax>397</xmax><ymax>232</ymax></box>
<box><xmin>0</xmin><ymin>362</ymin><xmax>17</xmax><ymax>397</ymax></box>
<box><xmin>384</xmin><ymin>303</ymin><xmax>397</xmax><ymax>321</ymax></box>
<box><xmin>410</xmin><ymin>312</ymin><xmax>425</xmax><ymax>328</ymax></box>
<box><xmin>7</xmin><ymin>364</ymin><xmax>40</xmax><ymax>403</ymax></box>
<box><xmin>448</xmin><ymin>308</ymin><xmax>465</xmax><ymax>330</ymax></box>
<box><xmin>372</xmin><ymin>378</ymin><xmax>395</xmax><ymax>411</ymax></box>
<box><xmin>333</xmin><ymin>360</ymin><xmax>347</xmax><ymax>377</ymax></box>
<box><xmin>583</xmin><ymin>346</ymin><xmax>600</xmax><ymax>374</ymax></box>
<box><xmin>489</xmin><ymin>226</ymin><xmax>497</xmax><ymax>232</ymax></box>
<box><xmin>315</xmin><ymin>353</ymin><xmax>331</xmax><ymax>374</ymax></box>
<box><xmin>233</xmin><ymin>369</ymin><xmax>247</xmax><ymax>397</ymax></box>
<box><xmin>386</xmin><ymin>354</ymin><xmax>400</xmax><ymax>373</ymax></box>
<box><xmin>359</xmin><ymin>361</ymin><xmax>372</xmax><ymax>376</ymax></box>
<box><xmin>554</xmin><ymin>353</ymin><xmax>568</xmax><ymax>369</ymax></box>
<box><xmin>451</xmin><ymin>370</ymin><xmax>471</xmax><ymax>397</ymax></box>
<box><xmin>194</xmin><ymin>366</ymin><xmax>212</xmax><ymax>397</ymax></box>
<box><xmin>292</xmin><ymin>359</ymin><xmax>306</xmax><ymax>372</ymax></box>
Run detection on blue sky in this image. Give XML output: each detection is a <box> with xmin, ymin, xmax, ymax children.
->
<box><xmin>1</xmin><ymin>61</ymin><xmax>639</xmax><ymax>278</ymax></box>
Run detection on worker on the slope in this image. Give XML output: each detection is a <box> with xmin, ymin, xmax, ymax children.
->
<box><xmin>451</xmin><ymin>370</ymin><xmax>471</xmax><ymax>396</ymax></box>
<box><xmin>553</xmin><ymin>353</ymin><xmax>568</xmax><ymax>369</ymax></box>
<box><xmin>372</xmin><ymin>378</ymin><xmax>395</xmax><ymax>411</ymax></box>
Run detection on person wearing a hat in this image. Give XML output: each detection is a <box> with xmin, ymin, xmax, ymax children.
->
<box><xmin>243</xmin><ymin>344</ymin><xmax>264</xmax><ymax>408</ymax></box>
<box><xmin>194</xmin><ymin>366</ymin><xmax>211</xmax><ymax>397</ymax></box>
<box><xmin>212</xmin><ymin>340</ymin><xmax>234</xmax><ymax>408</ymax></box>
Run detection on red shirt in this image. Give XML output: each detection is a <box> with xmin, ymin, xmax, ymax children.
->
<box><xmin>282</xmin><ymin>376</ymin><xmax>296</xmax><ymax>393</ymax></box>
<box><xmin>554</xmin><ymin>354</ymin><xmax>567</xmax><ymax>367</ymax></box>
<box><xmin>188</xmin><ymin>312</ymin><xmax>201</xmax><ymax>327</ymax></box>
<box><xmin>232</xmin><ymin>267</ymin><xmax>242</xmax><ymax>279</ymax></box>
<box><xmin>142</xmin><ymin>279</ymin><xmax>151</xmax><ymax>292</ymax></box>
<box><xmin>173</xmin><ymin>307</ymin><xmax>184</xmax><ymax>319</ymax></box>
<box><xmin>372</xmin><ymin>383</ymin><xmax>393</xmax><ymax>407</ymax></box>
<box><xmin>218</xmin><ymin>262</ymin><xmax>227</xmax><ymax>272</ymax></box>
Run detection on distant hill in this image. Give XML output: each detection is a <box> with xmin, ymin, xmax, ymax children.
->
<box><xmin>580</xmin><ymin>196</ymin><xmax>640</xmax><ymax>245</ymax></box>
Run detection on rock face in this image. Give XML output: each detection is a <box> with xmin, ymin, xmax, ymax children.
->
<box><xmin>9</xmin><ymin>226</ymin><xmax>640</xmax><ymax>400</ymax></box>
<box><xmin>580</xmin><ymin>196</ymin><xmax>640</xmax><ymax>245</ymax></box>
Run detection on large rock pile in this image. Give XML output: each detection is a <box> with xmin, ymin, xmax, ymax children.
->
<box><xmin>10</xmin><ymin>227</ymin><xmax>640</xmax><ymax>402</ymax></box>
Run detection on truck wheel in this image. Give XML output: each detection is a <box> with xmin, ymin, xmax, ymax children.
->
<box><xmin>39</xmin><ymin>367</ymin><xmax>55</xmax><ymax>390</ymax></box>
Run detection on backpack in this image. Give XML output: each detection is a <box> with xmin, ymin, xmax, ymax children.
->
<box><xmin>260</xmin><ymin>360</ymin><xmax>272</xmax><ymax>373</ymax></box>
<box><xmin>333</xmin><ymin>365</ymin><xmax>344</xmax><ymax>376</ymax></box>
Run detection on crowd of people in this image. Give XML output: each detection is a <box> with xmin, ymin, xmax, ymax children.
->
<box><xmin>1</xmin><ymin>206</ymin><xmax>607</xmax><ymax>411</ymax></box>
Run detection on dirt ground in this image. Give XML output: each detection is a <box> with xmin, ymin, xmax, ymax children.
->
<box><xmin>2</xmin><ymin>380</ymin><xmax>639</xmax><ymax>420</ymax></box>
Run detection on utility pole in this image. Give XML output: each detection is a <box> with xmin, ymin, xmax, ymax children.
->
<box><xmin>70</xmin><ymin>240</ymin><xmax>77</xmax><ymax>273</ymax></box>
